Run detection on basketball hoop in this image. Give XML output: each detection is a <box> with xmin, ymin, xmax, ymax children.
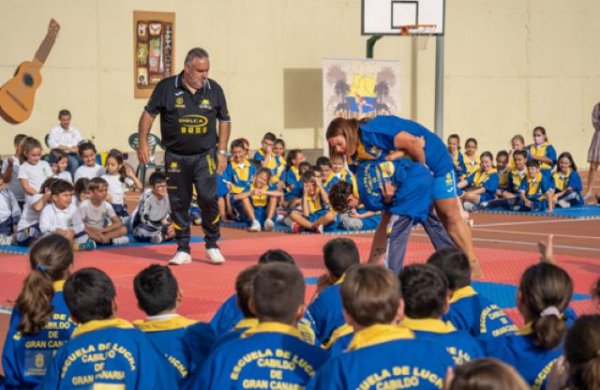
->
<box><xmin>400</xmin><ymin>24</ymin><xmax>437</xmax><ymax>50</ymax></box>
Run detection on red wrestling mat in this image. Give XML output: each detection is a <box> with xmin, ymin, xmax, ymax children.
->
<box><xmin>0</xmin><ymin>236</ymin><xmax>596</xmax><ymax>324</ymax></box>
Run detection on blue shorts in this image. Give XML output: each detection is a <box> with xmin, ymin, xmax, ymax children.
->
<box><xmin>479</xmin><ymin>192</ymin><xmax>494</xmax><ymax>202</ymax></box>
<box><xmin>232</xmin><ymin>200</ymin><xmax>267</xmax><ymax>225</ymax></box>
<box><xmin>308</xmin><ymin>210</ymin><xmax>339</xmax><ymax>232</ymax></box>
<box><xmin>433</xmin><ymin>170</ymin><xmax>458</xmax><ymax>200</ymax></box>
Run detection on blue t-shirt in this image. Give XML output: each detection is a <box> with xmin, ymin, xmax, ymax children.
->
<box><xmin>354</xmin><ymin>159</ymin><xmax>433</xmax><ymax>223</ymax></box>
<box><xmin>442</xmin><ymin>286</ymin><xmax>517</xmax><ymax>340</ymax></box>
<box><xmin>134</xmin><ymin>315</ymin><xmax>210</xmax><ymax>386</ymax></box>
<box><xmin>482</xmin><ymin>325</ymin><xmax>563</xmax><ymax>390</ymax></box>
<box><xmin>519</xmin><ymin>172</ymin><xmax>555</xmax><ymax>202</ymax></box>
<box><xmin>303</xmin><ymin>281</ymin><xmax>345</xmax><ymax>346</ymax></box>
<box><xmin>357</xmin><ymin>115</ymin><xmax>454</xmax><ymax>177</ymax></box>
<box><xmin>401</xmin><ymin>318</ymin><xmax>483</xmax><ymax>366</ymax></box>
<box><xmin>222</xmin><ymin>159</ymin><xmax>257</xmax><ymax>194</ymax></box>
<box><xmin>210</xmin><ymin>294</ymin><xmax>244</xmax><ymax>338</ymax></box>
<box><xmin>2</xmin><ymin>281</ymin><xmax>75</xmax><ymax>389</ymax></box>
<box><xmin>465</xmin><ymin>169</ymin><xmax>499</xmax><ymax>199</ymax></box>
<box><xmin>308</xmin><ymin>324</ymin><xmax>454</xmax><ymax>390</ymax></box>
<box><xmin>186</xmin><ymin>322</ymin><xmax>328</xmax><ymax>389</ymax></box>
<box><xmin>39</xmin><ymin>318</ymin><xmax>178</xmax><ymax>389</ymax></box>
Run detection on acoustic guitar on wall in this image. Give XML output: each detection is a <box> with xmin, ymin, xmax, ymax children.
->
<box><xmin>0</xmin><ymin>19</ymin><xmax>60</xmax><ymax>124</ymax></box>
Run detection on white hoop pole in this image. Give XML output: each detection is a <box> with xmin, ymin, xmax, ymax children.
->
<box><xmin>434</xmin><ymin>35</ymin><xmax>444</xmax><ymax>138</ymax></box>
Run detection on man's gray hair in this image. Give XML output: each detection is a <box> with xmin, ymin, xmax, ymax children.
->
<box><xmin>185</xmin><ymin>47</ymin><xmax>209</xmax><ymax>64</ymax></box>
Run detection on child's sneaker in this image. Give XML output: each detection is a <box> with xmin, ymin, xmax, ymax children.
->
<box><xmin>248</xmin><ymin>219</ymin><xmax>261</xmax><ymax>232</ymax></box>
<box><xmin>463</xmin><ymin>201</ymin><xmax>479</xmax><ymax>212</ymax></box>
<box><xmin>78</xmin><ymin>240</ymin><xmax>96</xmax><ymax>251</ymax></box>
<box><xmin>150</xmin><ymin>234</ymin><xmax>164</xmax><ymax>244</ymax></box>
<box><xmin>169</xmin><ymin>251</ymin><xmax>192</xmax><ymax>265</ymax></box>
<box><xmin>112</xmin><ymin>236</ymin><xmax>130</xmax><ymax>245</ymax></box>
<box><xmin>291</xmin><ymin>223</ymin><xmax>301</xmax><ymax>234</ymax></box>
<box><xmin>557</xmin><ymin>199</ymin><xmax>571</xmax><ymax>208</ymax></box>
<box><xmin>0</xmin><ymin>235</ymin><xmax>10</xmax><ymax>246</ymax></box>
<box><xmin>264</xmin><ymin>218</ymin><xmax>275</xmax><ymax>232</ymax></box>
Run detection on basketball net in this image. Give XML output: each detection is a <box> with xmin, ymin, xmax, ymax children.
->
<box><xmin>400</xmin><ymin>24</ymin><xmax>437</xmax><ymax>50</ymax></box>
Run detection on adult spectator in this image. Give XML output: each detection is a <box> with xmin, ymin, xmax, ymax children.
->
<box><xmin>47</xmin><ymin>109</ymin><xmax>83</xmax><ymax>175</ymax></box>
<box><xmin>138</xmin><ymin>47</ymin><xmax>230</xmax><ymax>266</ymax></box>
<box><xmin>584</xmin><ymin>102</ymin><xmax>600</xmax><ymax>202</ymax></box>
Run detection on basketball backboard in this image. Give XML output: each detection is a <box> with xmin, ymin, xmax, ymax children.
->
<box><xmin>362</xmin><ymin>0</ymin><xmax>445</xmax><ymax>35</ymax></box>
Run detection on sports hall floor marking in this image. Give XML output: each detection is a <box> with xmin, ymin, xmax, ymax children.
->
<box><xmin>474</xmin><ymin>219</ymin><xmax>598</xmax><ymax>228</ymax></box>
<box><xmin>411</xmin><ymin>233</ymin><xmax>600</xmax><ymax>253</ymax></box>
<box><xmin>474</xmin><ymin>228</ymin><xmax>599</xmax><ymax>241</ymax></box>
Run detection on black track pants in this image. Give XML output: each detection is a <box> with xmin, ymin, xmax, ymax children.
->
<box><xmin>165</xmin><ymin>149</ymin><xmax>220</xmax><ymax>253</ymax></box>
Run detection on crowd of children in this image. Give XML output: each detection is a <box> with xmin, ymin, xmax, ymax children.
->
<box><xmin>1</xmin><ymin>233</ymin><xmax>598</xmax><ymax>389</ymax></box>
<box><xmin>449</xmin><ymin>127</ymin><xmax>594</xmax><ymax>213</ymax></box>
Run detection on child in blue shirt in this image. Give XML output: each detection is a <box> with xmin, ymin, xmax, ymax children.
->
<box><xmin>187</xmin><ymin>263</ymin><xmax>328</xmax><ymax>389</ymax></box>
<box><xmin>427</xmin><ymin>247</ymin><xmax>517</xmax><ymax>340</ymax></box>
<box><xmin>39</xmin><ymin>267</ymin><xmax>177</xmax><ymax>389</ymax></box>
<box><xmin>482</xmin><ymin>262</ymin><xmax>573</xmax><ymax>389</ymax></box>
<box><xmin>495</xmin><ymin>150</ymin><xmax>510</xmax><ymax>194</ymax></box>
<box><xmin>232</xmin><ymin>167</ymin><xmax>283</xmax><ymax>232</ymax></box>
<box><xmin>458</xmin><ymin>151</ymin><xmax>499</xmax><ymax>211</ymax></box>
<box><xmin>552</xmin><ymin>152</ymin><xmax>584</xmax><ymax>208</ymax></box>
<box><xmin>400</xmin><ymin>264</ymin><xmax>484</xmax><ymax>365</ymax></box>
<box><xmin>482</xmin><ymin>150</ymin><xmax>528</xmax><ymax>210</ymax></box>
<box><xmin>222</xmin><ymin>139</ymin><xmax>257</xmax><ymax>208</ymax></box>
<box><xmin>2</xmin><ymin>235</ymin><xmax>75</xmax><ymax>389</ymax></box>
<box><xmin>516</xmin><ymin>159</ymin><xmax>555</xmax><ymax>212</ymax></box>
<box><xmin>286</xmin><ymin>170</ymin><xmax>338</xmax><ymax>233</ymax></box>
<box><xmin>447</xmin><ymin>134</ymin><xmax>468</xmax><ymax>180</ymax></box>
<box><xmin>303</xmin><ymin>238</ymin><xmax>360</xmax><ymax>347</ymax></box>
<box><xmin>210</xmin><ymin>249</ymin><xmax>296</xmax><ymax>337</ymax></box>
<box><xmin>133</xmin><ymin>264</ymin><xmax>212</xmax><ymax>386</ymax></box>
<box><xmin>528</xmin><ymin>126</ymin><xmax>557</xmax><ymax>177</ymax></box>
<box><xmin>329</xmin><ymin>159</ymin><xmax>454</xmax><ymax>274</ymax></box>
<box><xmin>308</xmin><ymin>264</ymin><xmax>455</xmax><ymax>389</ymax></box>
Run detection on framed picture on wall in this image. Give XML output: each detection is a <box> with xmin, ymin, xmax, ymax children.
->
<box><xmin>133</xmin><ymin>11</ymin><xmax>175</xmax><ymax>98</ymax></box>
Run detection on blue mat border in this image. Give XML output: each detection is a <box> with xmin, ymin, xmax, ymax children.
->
<box><xmin>0</xmin><ymin>235</ymin><xmax>206</xmax><ymax>255</ymax></box>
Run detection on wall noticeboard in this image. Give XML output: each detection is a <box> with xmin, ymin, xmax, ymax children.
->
<box><xmin>133</xmin><ymin>11</ymin><xmax>175</xmax><ymax>99</ymax></box>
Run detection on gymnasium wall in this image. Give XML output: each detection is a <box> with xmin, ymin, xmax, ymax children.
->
<box><xmin>0</xmin><ymin>0</ymin><xmax>598</xmax><ymax>166</ymax></box>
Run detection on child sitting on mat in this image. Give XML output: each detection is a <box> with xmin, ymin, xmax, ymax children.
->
<box><xmin>131</xmin><ymin>171</ymin><xmax>175</xmax><ymax>244</ymax></box>
<box><xmin>552</xmin><ymin>152</ymin><xmax>583</xmax><ymax>208</ymax></box>
<box><xmin>515</xmin><ymin>159</ymin><xmax>555</xmax><ymax>212</ymax></box>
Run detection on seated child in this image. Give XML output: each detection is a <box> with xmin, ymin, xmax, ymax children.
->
<box><xmin>316</xmin><ymin>156</ymin><xmax>339</xmax><ymax>192</ymax></box>
<box><xmin>308</xmin><ymin>264</ymin><xmax>454</xmax><ymax>389</ymax></box>
<box><xmin>39</xmin><ymin>267</ymin><xmax>178</xmax><ymax>389</ymax></box>
<box><xmin>552</xmin><ymin>152</ymin><xmax>583</xmax><ymax>208</ymax></box>
<box><xmin>232</xmin><ymin>167</ymin><xmax>282</xmax><ymax>232</ymax></box>
<box><xmin>222</xmin><ymin>139</ymin><xmax>257</xmax><ymax>218</ymax></box>
<box><xmin>509</xmin><ymin>134</ymin><xmax>527</xmax><ymax>170</ymax></box>
<box><xmin>496</xmin><ymin>150</ymin><xmax>510</xmax><ymax>195</ymax></box>
<box><xmin>131</xmin><ymin>171</ymin><xmax>175</xmax><ymax>244</ymax></box>
<box><xmin>133</xmin><ymin>265</ymin><xmax>210</xmax><ymax>386</ymax></box>
<box><xmin>18</xmin><ymin>137</ymin><xmax>53</xmax><ymax>200</ymax></box>
<box><xmin>482</xmin><ymin>262</ymin><xmax>573</xmax><ymax>389</ymax></box>
<box><xmin>458</xmin><ymin>151</ymin><xmax>499</xmax><ymax>211</ymax></box>
<box><xmin>2</xmin><ymin>235</ymin><xmax>75</xmax><ymax>389</ymax></box>
<box><xmin>528</xmin><ymin>126</ymin><xmax>557</xmax><ymax>177</ymax></box>
<box><xmin>446</xmin><ymin>358</ymin><xmax>530</xmax><ymax>390</ymax></box>
<box><xmin>463</xmin><ymin>138</ymin><xmax>480</xmax><ymax>176</ymax></box>
<box><xmin>74</xmin><ymin>141</ymin><xmax>105</xmax><ymax>182</ymax></box>
<box><xmin>15</xmin><ymin>178</ymin><xmax>57</xmax><ymax>246</ymax></box>
<box><xmin>558</xmin><ymin>315</ymin><xmax>600</xmax><ymax>390</ymax></box>
<box><xmin>39</xmin><ymin>180</ymin><xmax>96</xmax><ymax>251</ymax></box>
<box><xmin>328</xmin><ymin>182</ymin><xmax>381</xmax><ymax>232</ymax></box>
<box><xmin>283</xmin><ymin>149</ymin><xmax>306</xmax><ymax>193</ymax></box>
<box><xmin>101</xmin><ymin>149</ymin><xmax>142</xmax><ymax>224</ymax></box>
<box><xmin>285</xmin><ymin>170</ymin><xmax>338</xmax><ymax>233</ymax></box>
<box><xmin>515</xmin><ymin>159</ymin><xmax>555</xmax><ymax>212</ymax></box>
<box><xmin>483</xmin><ymin>150</ymin><xmax>528</xmax><ymax>209</ymax></box>
<box><xmin>283</xmin><ymin>160</ymin><xmax>312</xmax><ymax>208</ymax></box>
<box><xmin>209</xmin><ymin>249</ymin><xmax>295</xmax><ymax>337</ymax></box>
<box><xmin>329</xmin><ymin>159</ymin><xmax>453</xmax><ymax>274</ymax></box>
<box><xmin>0</xmin><ymin>176</ymin><xmax>21</xmax><ymax>245</ymax></box>
<box><xmin>188</xmin><ymin>263</ymin><xmax>328</xmax><ymax>388</ymax></box>
<box><xmin>78</xmin><ymin>177</ymin><xmax>129</xmax><ymax>245</ymax></box>
<box><xmin>447</xmin><ymin>133</ymin><xmax>468</xmax><ymax>180</ymax></box>
<box><xmin>330</xmin><ymin>152</ymin><xmax>354</xmax><ymax>184</ymax></box>
<box><xmin>303</xmin><ymin>238</ymin><xmax>360</xmax><ymax>347</ymax></box>
<box><xmin>48</xmin><ymin>149</ymin><xmax>73</xmax><ymax>183</ymax></box>
<box><xmin>427</xmin><ymin>247</ymin><xmax>517</xmax><ymax>339</ymax></box>
<box><xmin>1</xmin><ymin>133</ymin><xmax>28</xmax><ymax>208</ymax></box>
<box><xmin>73</xmin><ymin>178</ymin><xmax>91</xmax><ymax>206</ymax></box>
<box><xmin>253</xmin><ymin>132</ymin><xmax>284</xmax><ymax>181</ymax></box>
<box><xmin>400</xmin><ymin>264</ymin><xmax>484</xmax><ymax>365</ymax></box>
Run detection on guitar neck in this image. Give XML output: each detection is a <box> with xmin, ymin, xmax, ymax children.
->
<box><xmin>33</xmin><ymin>29</ymin><xmax>58</xmax><ymax>65</ymax></box>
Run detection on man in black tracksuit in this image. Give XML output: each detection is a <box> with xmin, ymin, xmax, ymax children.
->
<box><xmin>137</xmin><ymin>47</ymin><xmax>230</xmax><ymax>265</ymax></box>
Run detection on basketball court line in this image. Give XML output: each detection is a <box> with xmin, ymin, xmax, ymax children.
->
<box><xmin>412</xmin><ymin>233</ymin><xmax>600</xmax><ymax>253</ymax></box>
<box><xmin>474</xmin><ymin>219</ymin><xmax>596</xmax><ymax>228</ymax></box>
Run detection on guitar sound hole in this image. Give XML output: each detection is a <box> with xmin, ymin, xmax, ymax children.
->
<box><xmin>23</xmin><ymin>74</ymin><xmax>34</xmax><ymax>87</ymax></box>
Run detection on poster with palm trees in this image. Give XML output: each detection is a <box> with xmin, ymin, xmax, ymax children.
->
<box><xmin>322</xmin><ymin>58</ymin><xmax>401</xmax><ymax>148</ymax></box>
